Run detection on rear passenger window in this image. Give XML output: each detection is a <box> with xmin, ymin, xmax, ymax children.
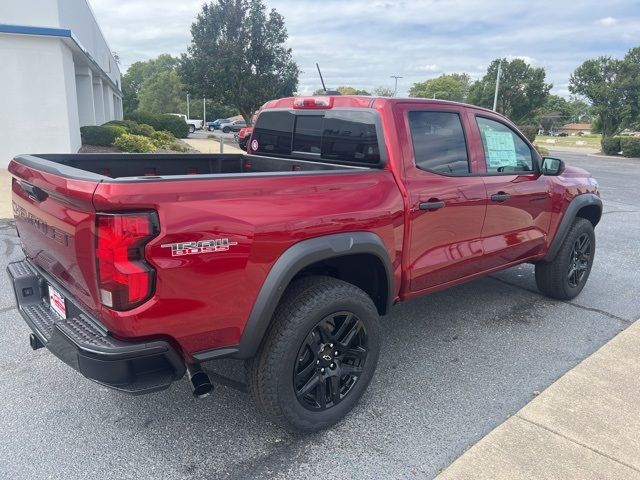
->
<box><xmin>408</xmin><ymin>111</ymin><xmax>470</xmax><ymax>174</ymax></box>
<box><xmin>476</xmin><ymin>117</ymin><xmax>534</xmax><ymax>173</ymax></box>
<box><xmin>251</xmin><ymin>110</ymin><xmax>382</xmax><ymax>166</ymax></box>
<box><xmin>252</xmin><ymin>111</ymin><xmax>294</xmax><ymax>155</ymax></box>
<box><xmin>321</xmin><ymin>110</ymin><xmax>380</xmax><ymax>164</ymax></box>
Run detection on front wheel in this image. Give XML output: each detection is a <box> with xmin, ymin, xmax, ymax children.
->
<box><xmin>188</xmin><ymin>125</ymin><xmax>196</xmax><ymax>134</ymax></box>
<box><xmin>535</xmin><ymin>217</ymin><xmax>595</xmax><ymax>300</ymax></box>
<box><xmin>246</xmin><ymin>276</ymin><xmax>380</xmax><ymax>433</ymax></box>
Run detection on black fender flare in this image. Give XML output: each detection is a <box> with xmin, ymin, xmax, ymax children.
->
<box><xmin>543</xmin><ymin>193</ymin><xmax>602</xmax><ymax>262</ymax></box>
<box><xmin>231</xmin><ymin>232</ymin><xmax>394</xmax><ymax>360</ymax></box>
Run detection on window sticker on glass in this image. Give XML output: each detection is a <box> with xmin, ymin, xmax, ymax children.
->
<box><xmin>482</xmin><ymin>130</ymin><xmax>517</xmax><ymax>168</ymax></box>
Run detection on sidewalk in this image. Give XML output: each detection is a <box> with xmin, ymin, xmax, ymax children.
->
<box><xmin>437</xmin><ymin>320</ymin><xmax>640</xmax><ymax>479</ymax></box>
<box><xmin>183</xmin><ymin>137</ymin><xmax>244</xmax><ymax>154</ymax></box>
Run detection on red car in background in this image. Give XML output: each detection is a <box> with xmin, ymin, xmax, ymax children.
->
<box><xmin>234</xmin><ymin>127</ymin><xmax>253</xmax><ymax>150</ymax></box>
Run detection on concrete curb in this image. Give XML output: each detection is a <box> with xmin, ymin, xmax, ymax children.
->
<box><xmin>587</xmin><ymin>153</ymin><xmax>640</xmax><ymax>161</ymax></box>
<box><xmin>436</xmin><ymin>319</ymin><xmax>640</xmax><ymax>480</ymax></box>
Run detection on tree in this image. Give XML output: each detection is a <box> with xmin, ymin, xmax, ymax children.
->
<box><xmin>569</xmin><ymin>56</ymin><xmax>625</xmax><ymax>137</ymax></box>
<box><xmin>619</xmin><ymin>47</ymin><xmax>640</xmax><ymax>130</ymax></box>
<box><xmin>122</xmin><ymin>54</ymin><xmax>182</xmax><ymax>116</ymax></box>
<box><xmin>538</xmin><ymin>95</ymin><xmax>572</xmax><ymax>133</ymax></box>
<box><xmin>137</xmin><ymin>70</ymin><xmax>185</xmax><ymax>114</ymax></box>
<box><xmin>312</xmin><ymin>86</ymin><xmax>370</xmax><ymax>95</ymax></box>
<box><xmin>373</xmin><ymin>86</ymin><xmax>395</xmax><ymax>97</ymax></box>
<box><xmin>567</xmin><ymin>98</ymin><xmax>593</xmax><ymax>123</ymax></box>
<box><xmin>180</xmin><ymin>0</ymin><xmax>300</xmax><ymax>124</ymax></box>
<box><xmin>409</xmin><ymin>73</ymin><xmax>471</xmax><ymax>102</ymax></box>
<box><xmin>467</xmin><ymin>58</ymin><xmax>551</xmax><ymax>123</ymax></box>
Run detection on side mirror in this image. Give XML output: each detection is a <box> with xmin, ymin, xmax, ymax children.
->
<box><xmin>541</xmin><ymin>157</ymin><xmax>565</xmax><ymax>176</ymax></box>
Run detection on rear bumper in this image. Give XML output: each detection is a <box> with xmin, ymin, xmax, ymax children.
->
<box><xmin>7</xmin><ymin>258</ymin><xmax>186</xmax><ymax>394</ymax></box>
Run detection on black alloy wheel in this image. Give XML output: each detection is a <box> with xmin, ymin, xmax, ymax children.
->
<box><xmin>568</xmin><ymin>233</ymin><xmax>592</xmax><ymax>288</ymax></box>
<box><xmin>293</xmin><ymin>311</ymin><xmax>368</xmax><ymax>411</ymax></box>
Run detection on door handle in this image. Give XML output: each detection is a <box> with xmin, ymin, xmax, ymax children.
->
<box><xmin>419</xmin><ymin>200</ymin><xmax>446</xmax><ymax>211</ymax></box>
<box><xmin>490</xmin><ymin>192</ymin><xmax>511</xmax><ymax>203</ymax></box>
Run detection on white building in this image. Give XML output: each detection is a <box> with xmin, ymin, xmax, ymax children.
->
<box><xmin>0</xmin><ymin>0</ymin><xmax>122</xmax><ymax>167</ymax></box>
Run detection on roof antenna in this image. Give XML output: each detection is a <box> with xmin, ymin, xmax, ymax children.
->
<box><xmin>316</xmin><ymin>63</ymin><xmax>327</xmax><ymax>93</ymax></box>
<box><xmin>316</xmin><ymin>63</ymin><xmax>341</xmax><ymax>95</ymax></box>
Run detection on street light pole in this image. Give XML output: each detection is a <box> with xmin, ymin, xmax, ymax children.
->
<box><xmin>187</xmin><ymin>93</ymin><xmax>190</xmax><ymax>118</ymax></box>
<box><xmin>390</xmin><ymin>75</ymin><xmax>403</xmax><ymax>97</ymax></box>
<box><xmin>492</xmin><ymin>60</ymin><xmax>502</xmax><ymax>112</ymax></box>
<box><xmin>203</xmin><ymin>97</ymin><xmax>206</xmax><ymax>125</ymax></box>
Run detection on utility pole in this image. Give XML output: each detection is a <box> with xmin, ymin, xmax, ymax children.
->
<box><xmin>390</xmin><ymin>75</ymin><xmax>403</xmax><ymax>97</ymax></box>
<box><xmin>492</xmin><ymin>60</ymin><xmax>502</xmax><ymax>112</ymax></box>
<box><xmin>187</xmin><ymin>92</ymin><xmax>190</xmax><ymax>118</ymax></box>
<box><xmin>203</xmin><ymin>97</ymin><xmax>206</xmax><ymax>125</ymax></box>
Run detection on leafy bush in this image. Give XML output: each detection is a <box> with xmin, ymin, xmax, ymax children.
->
<box><xmin>128</xmin><ymin>123</ymin><xmax>156</xmax><ymax>137</ymax></box>
<box><xmin>150</xmin><ymin>131</ymin><xmax>176</xmax><ymax>149</ymax></box>
<box><xmin>114</xmin><ymin>133</ymin><xmax>156</xmax><ymax>153</ymax></box>
<box><xmin>170</xmin><ymin>142</ymin><xmax>189</xmax><ymax>153</ymax></box>
<box><xmin>536</xmin><ymin>146</ymin><xmax>550</xmax><ymax>156</ymax></box>
<box><xmin>104</xmin><ymin>120</ymin><xmax>156</xmax><ymax>137</ymax></box>
<box><xmin>126</xmin><ymin>112</ymin><xmax>189</xmax><ymax>138</ymax></box>
<box><xmin>80</xmin><ymin>125</ymin><xmax>126</xmax><ymax>146</ymax></box>
<box><xmin>517</xmin><ymin>125</ymin><xmax>538</xmax><ymax>143</ymax></box>
<box><xmin>601</xmin><ymin>136</ymin><xmax>621</xmax><ymax>155</ymax></box>
<box><xmin>620</xmin><ymin>137</ymin><xmax>640</xmax><ymax>158</ymax></box>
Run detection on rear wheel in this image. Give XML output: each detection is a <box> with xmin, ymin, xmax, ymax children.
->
<box><xmin>222</xmin><ymin>126</ymin><xmax>231</xmax><ymax>133</ymax></box>
<box><xmin>246</xmin><ymin>276</ymin><xmax>380</xmax><ymax>432</ymax></box>
<box><xmin>535</xmin><ymin>217</ymin><xmax>595</xmax><ymax>300</ymax></box>
<box><xmin>188</xmin><ymin>125</ymin><xmax>196</xmax><ymax>134</ymax></box>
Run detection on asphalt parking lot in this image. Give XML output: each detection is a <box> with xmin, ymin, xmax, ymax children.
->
<box><xmin>0</xmin><ymin>151</ymin><xmax>638</xmax><ymax>479</ymax></box>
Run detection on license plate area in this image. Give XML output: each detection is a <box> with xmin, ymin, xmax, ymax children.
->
<box><xmin>48</xmin><ymin>285</ymin><xmax>67</xmax><ymax>319</ymax></box>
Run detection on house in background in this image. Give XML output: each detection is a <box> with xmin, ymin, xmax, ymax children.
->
<box><xmin>0</xmin><ymin>0</ymin><xmax>122</xmax><ymax>168</ymax></box>
<box><xmin>558</xmin><ymin>123</ymin><xmax>592</xmax><ymax>136</ymax></box>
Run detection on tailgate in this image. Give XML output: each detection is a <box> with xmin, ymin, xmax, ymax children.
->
<box><xmin>9</xmin><ymin>158</ymin><xmax>101</xmax><ymax>313</ymax></box>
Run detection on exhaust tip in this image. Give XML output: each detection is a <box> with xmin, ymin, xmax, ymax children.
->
<box><xmin>187</xmin><ymin>365</ymin><xmax>213</xmax><ymax>398</ymax></box>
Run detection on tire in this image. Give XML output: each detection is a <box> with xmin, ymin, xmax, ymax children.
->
<box><xmin>535</xmin><ymin>217</ymin><xmax>595</xmax><ymax>300</ymax></box>
<box><xmin>189</xmin><ymin>125</ymin><xmax>196</xmax><ymax>134</ymax></box>
<box><xmin>246</xmin><ymin>276</ymin><xmax>380</xmax><ymax>433</ymax></box>
<box><xmin>222</xmin><ymin>127</ymin><xmax>230</xmax><ymax>133</ymax></box>
<box><xmin>208</xmin><ymin>126</ymin><xmax>214</xmax><ymax>132</ymax></box>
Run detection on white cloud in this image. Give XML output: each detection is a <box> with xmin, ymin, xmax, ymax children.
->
<box><xmin>417</xmin><ymin>64</ymin><xmax>441</xmax><ymax>72</ymax></box>
<box><xmin>596</xmin><ymin>17</ymin><xmax>618</xmax><ymax>26</ymax></box>
<box><xmin>506</xmin><ymin>55</ymin><xmax>536</xmax><ymax>65</ymax></box>
<box><xmin>87</xmin><ymin>0</ymin><xmax>640</xmax><ymax>97</ymax></box>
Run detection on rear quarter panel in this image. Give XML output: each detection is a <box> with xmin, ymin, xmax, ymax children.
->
<box><xmin>92</xmin><ymin>170</ymin><xmax>404</xmax><ymax>358</ymax></box>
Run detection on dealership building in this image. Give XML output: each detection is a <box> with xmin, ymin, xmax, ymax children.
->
<box><xmin>0</xmin><ymin>0</ymin><xmax>123</xmax><ymax>167</ymax></box>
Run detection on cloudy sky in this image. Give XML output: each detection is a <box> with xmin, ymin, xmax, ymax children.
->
<box><xmin>90</xmin><ymin>0</ymin><xmax>640</xmax><ymax>97</ymax></box>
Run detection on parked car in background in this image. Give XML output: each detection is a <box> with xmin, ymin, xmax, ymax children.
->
<box><xmin>220</xmin><ymin>119</ymin><xmax>247</xmax><ymax>133</ymax></box>
<box><xmin>166</xmin><ymin>114</ymin><xmax>204</xmax><ymax>134</ymax></box>
<box><xmin>235</xmin><ymin>127</ymin><xmax>253</xmax><ymax>150</ymax></box>
<box><xmin>207</xmin><ymin>118</ymin><xmax>231</xmax><ymax>131</ymax></box>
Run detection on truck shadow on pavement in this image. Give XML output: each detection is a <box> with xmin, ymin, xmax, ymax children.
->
<box><xmin>1</xmin><ymin>208</ymin><xmax>635</xmax><ymax>479</ymax></box>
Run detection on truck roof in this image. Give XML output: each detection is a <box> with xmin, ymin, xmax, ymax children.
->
<box><xmin>262</xmin><ymin>95</ymin><xmax>499</xmax><ymax>116</ymax></box>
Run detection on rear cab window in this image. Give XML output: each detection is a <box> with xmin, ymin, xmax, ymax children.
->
<box><xmin>250</xmin><ymin>109</ymin><xmax>383</xmax><ymax>167</ymax></box>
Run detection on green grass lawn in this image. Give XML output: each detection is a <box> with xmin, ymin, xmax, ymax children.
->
<box><xmin>534</xmin><ymin>134</ymin><xmax>602</xmax><ymax>149</ymax></box>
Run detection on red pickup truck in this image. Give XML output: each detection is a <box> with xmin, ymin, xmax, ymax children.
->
<box><xmin>8</xmin><ymin>95</ymin><xmax>601</xmax><ymax>432</ymax></box>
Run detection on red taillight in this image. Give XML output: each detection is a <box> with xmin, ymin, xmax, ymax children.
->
<box><xmin>293</xmin><ymin>96</ymin><xmax>334</xmax><ymax>109</ymax></box>
<box><xmin>95</xmin><ymin>212</ymin><xmax>159</xmax><ymax>311</ymax></box>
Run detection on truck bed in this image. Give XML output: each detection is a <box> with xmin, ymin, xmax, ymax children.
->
<box><xmin>14</xmin><ymin>153</ymin><xmax>364</xmax><ymax>181</ymax></box>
